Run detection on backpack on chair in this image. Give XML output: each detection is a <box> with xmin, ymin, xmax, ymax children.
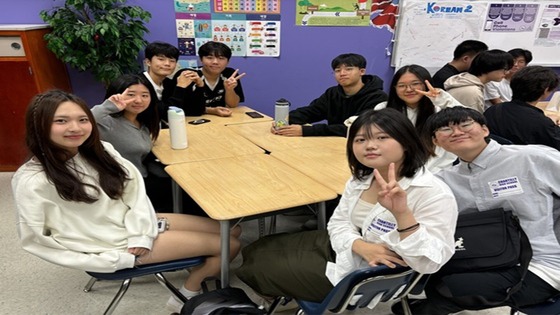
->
<box><xmin>180</xmin><ymin>277</ymin><xmax>266</xmax><ymax>315</ymax></box>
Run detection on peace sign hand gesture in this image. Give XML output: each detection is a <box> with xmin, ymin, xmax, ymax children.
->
<box><xmin>415</xmin><ymin>80</ymin><xmax>441</xmax><ymax>99</ymax></box>
<box><xmin>108</xmin><ymin>88</ymin><xmax>135</xmax><ymax>111</ymax></box>
<box><xmin>373</xmin><ymin>163</ymin><xmax>409</xmax><ymax>216</ymax></box>
<box><xmin>224</xmin><ymin>69</ymin><xmax>246</xmax><ymax>91</ymax></box>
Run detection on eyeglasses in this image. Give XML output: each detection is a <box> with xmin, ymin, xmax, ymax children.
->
<box><xmin>395</xmin><ymin>81</ymin><xmax>424</xmax><ymax>91</ymax></box>
<box><xmin>435</xmin><ymin>120</ymin><xmax>476</xmax><ymax>136</ymax></box>
<box><xmin>333</xmin><ymin>67</ymin><xmax>357</xmax><ymax>74</ymax></box>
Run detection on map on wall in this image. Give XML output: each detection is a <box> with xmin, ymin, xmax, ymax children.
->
<box><xmin>295</xmin><ymin>0</ymin><xmax>372</xmax><ymax>26</ymax></box>
<box><xmin>174</xmin><ymin>0</ymin><xmax>280</xmax><ymax>57</ymax></box>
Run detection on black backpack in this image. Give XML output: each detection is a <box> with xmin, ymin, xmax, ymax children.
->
<box><xmin>180</xmin><ymin>278</ymin><xmax>266</xmax><ymax>315</ymax></box>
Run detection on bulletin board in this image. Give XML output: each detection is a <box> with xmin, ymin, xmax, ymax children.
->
<box><xmin>174</xmin><ymin>0</ymin><xmax>281</xmax><ymax>57</ymax></box>
<box><xmin>391</xmin><ymin>0</ymin><xmax>560</xmax><ymax>69</ymax></box>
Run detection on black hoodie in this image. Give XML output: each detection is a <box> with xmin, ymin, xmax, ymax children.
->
<box><xmin>289</xmin><ymin>75</ymin><xmax>387</xmax><ymax>137</ymax></box>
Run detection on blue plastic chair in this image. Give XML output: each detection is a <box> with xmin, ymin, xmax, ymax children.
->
<box><xmin>510</xmin><ymin>296</ymin><xmax>560</xmax><ymax>315</ymax></box>
<box><xmin>83</xmin><ymin>257</ymin><xmax>205</xmax><ymax>315</ymax></box>
<box><xmin>268</xmin><ymin>265</ymin><xmax>424</xmax><ymax>315</ymax></box>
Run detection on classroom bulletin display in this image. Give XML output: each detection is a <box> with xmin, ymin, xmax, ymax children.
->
<box><xmin>174</xmin><ymin>0</ymin><xmax>281</xmax><ymax>57</ymax></box>
<box><xmin>392</xmin><ymin>0</ymin><xmax>560</xmax><ymax>69</ymax></box>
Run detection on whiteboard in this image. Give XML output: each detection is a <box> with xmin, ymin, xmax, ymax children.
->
<box><xmin>391</xmin><ymin>0</ymin><xmax>560</xmax><ymax>70</ymax></box>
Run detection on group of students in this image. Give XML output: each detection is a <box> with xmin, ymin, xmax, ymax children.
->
<box><xmin>10</xmin><ymin>38</ymin><xmax>560</xmax><ymax>315</ymax></box>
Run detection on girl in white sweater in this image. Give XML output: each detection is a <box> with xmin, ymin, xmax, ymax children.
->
<box><xmin>12</xmin><ymin>90</ymin><xmax>241</xmax><ymax>313</ymax></box>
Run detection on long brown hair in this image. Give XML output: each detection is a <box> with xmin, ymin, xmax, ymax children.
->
<box><xmin>25</xmin><ymin>90</ymin><xmax>129</xmax><ymax>203</ymax></box>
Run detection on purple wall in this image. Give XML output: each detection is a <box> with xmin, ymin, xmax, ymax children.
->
<box><xmin>2</xmin><ymin>1</ymin><xmax>558</xmax><ymax>115</ymax></box>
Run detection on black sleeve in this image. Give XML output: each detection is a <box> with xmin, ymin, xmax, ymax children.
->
<box><xmin>164</xmin><ymin>70</ymin><xmax>206</xmax><ymax>116</ymax></box>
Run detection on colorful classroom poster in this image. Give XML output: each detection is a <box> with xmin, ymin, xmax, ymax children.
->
<box><xmin>296</xmin><ymin>0</ymin><xmax>372</xmax><ymax>26</ymax></box>
<box><xmin>535</xmin><ymin>4</ymin><xmax>560</xmax><ymax>47</ymax></box>
<box><xmin>214</xmin><ymin>0</ymin><xmax>280</xmax><ymax>14</ymax></box>
<box><xmin>484</xmin><ymin>3</ymin><xmax>538</xmax><ymax>32</ymax></box>
<box><xmin>174</xmin><ymin>1</ymin><xmax>280</xmax><ymax>57</ymax></box>
<box><xmin>175</xmin><ymin>0</ymin><xmax>211</xmax><ymax>13</ymax></box>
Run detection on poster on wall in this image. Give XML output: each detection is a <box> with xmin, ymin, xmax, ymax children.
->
<box><xmin>214</xmin><ymin>0</ymin><xmax>280</xmax><ymax>13</ymax></box>
<box><xmin>295</xmin><ymin>0</ymin><xmax>372</xmax><ymax>26</ymax></box>
<box><xmin>483</xmin><ymin>3</ymin><xmax>538</xmax><ymax>32</ymax></box>
<box><xmin>535</xmin><ymin>4</ymin><xmax>560</xmax><ymax>47</ymax></box>
<box><xmin>174</xmin><ymin>0</ymin><xmax>280</xmax><ymax>57</ymax></box>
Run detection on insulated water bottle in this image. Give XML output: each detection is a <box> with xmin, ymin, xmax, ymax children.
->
<box><xmin>168</xmin><ymin>106</ymin><xmax>188</xmax><ymax>149</ymax></box>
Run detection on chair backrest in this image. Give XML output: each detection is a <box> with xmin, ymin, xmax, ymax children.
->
<box><xmin>323</xmin><ymin>266</ymin><xmax>423</xmax><ymax>313</ymax></box>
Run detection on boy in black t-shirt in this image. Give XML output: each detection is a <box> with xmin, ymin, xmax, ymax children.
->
<box><xmin>173</xmin><ymin>41</ymin><xmax>246</xmax><ymax>117</ymax></box>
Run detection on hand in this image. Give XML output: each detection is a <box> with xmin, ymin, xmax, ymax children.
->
<box><xmin>224</xmin><ymin>69</ymin><xmax>246</xmax><ymax>91</ymax></box>
<box><xmin>373</xmin><ymin>163</ymin><xmax>409</xmax><ymax>216</ymax></box>
<box><xmin>272</xmin><ymin>124</ymin><xmax>303</xmax><ymax>137</ymax></box>
<box><xmin>177</xmin><ymin>70</ymin><xmax>203</xmax><ymax>88</ymax></box>
<box><xmin>353</xmin><ymin>240</ymin><xmax>407</xmax><ymax>268</ymax></box>
<box><xmin>415</xmin><ymin>80</ymin><xmax>441</xmax><ymax>99</ymax></box>
<box><xmin>207</xmin><ymin>107</ymin><xmax>232</xmax><ymax>117</ymax></box>
<box><xmin>108</xmin><ymin>88</ymin><xmax>135</xmax><ymax>111</ymax></box>
<box><xmin>128</xmin><ymin>247</ymin><xmax>149</xmax><ymax>257</ymax></box>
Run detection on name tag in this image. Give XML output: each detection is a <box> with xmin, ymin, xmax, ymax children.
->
<box><xmin>489</xmin><ymin>176</ymin><xmax>524</xmax><ymax>198</ymax></box>
<box><xmin>366</xmin><ymin>217</ymin><xmax>396</xmax><ymax>235</ymax></box>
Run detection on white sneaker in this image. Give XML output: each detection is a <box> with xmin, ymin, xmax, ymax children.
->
<box><xmin>166</xmin><ymin>295</ymin><xmax>183</xmax><ymax>314</ymax></box>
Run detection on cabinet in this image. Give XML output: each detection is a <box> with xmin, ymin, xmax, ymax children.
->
<box><xmin>0</xmin><ymin>25</ymin><xmax>71</xmax><ymax>171</ymax></box>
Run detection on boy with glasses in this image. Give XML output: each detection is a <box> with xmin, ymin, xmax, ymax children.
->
<box><xmin>271</xmin><ymin>53</ymin><xmax>387</xmax><ymax>137</ymax></box>
<box><xmin>394</xmin><ymin>106</ymin><xmax>560</xmax><ymax>315</ymax></box>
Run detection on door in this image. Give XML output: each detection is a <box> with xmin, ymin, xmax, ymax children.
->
<box><xmin>0</xmin><ymin>60</ymin><xmax>38</xmax><ymax>171</ymax></box>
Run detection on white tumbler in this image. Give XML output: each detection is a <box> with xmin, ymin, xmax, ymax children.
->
<box><xmin>168</xmin><ymin>106</ymin><xmax>188</xmax><ymax>149</ymax></box>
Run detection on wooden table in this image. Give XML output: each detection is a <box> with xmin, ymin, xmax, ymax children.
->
<box><xmin>271</xmin><ymin>146</ymin><xmax>350</xmax><ymax>195</ymax></box>
<box><xmin>165</xmin><ymin>154</ymin><xmax>338</xmax><ymax>286</ymax></box>
<box><xmin>537</xmin><ymin>101</ymin><xmax>560</xmax><ymax>124</ymax></box>
<box><xmin>152</xmin><ymin>124</ymin><xmax>264</xmax><ymax>165</ymax></box>
<box><xmin>186</xmin><ymin>105</ymin><xmax>272</xmax><ymax>125</ymax></box>
<box><xmin>152</xmin><ymin>124</ymin><xmax>264</xmax><ymax>212</ymax></box>
<box><xmin>227</xmin><ymin>121</ymin><xmax>347</xmax><ymax>152</ymax></box>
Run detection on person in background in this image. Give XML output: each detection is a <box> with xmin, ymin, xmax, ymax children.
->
<box><xmin>484</xmin><ymin>66</ymin><xmax>560</xmax><ymax>150</ymax></box>
<box><xmin>374</xmin><ymin>64</ymin><xmax>463</xmax><ymax>172</ymax></box>
<box><xmin>444</xmin><ymin>49</ymin><xmax>513</xmax><ymax>113</ymax></box>
<box><xmin>432</xmin><ymin>40</ymin><xmax>488</xmax><ymax>89</ymax></box>
<box><xmin>91</xmin><ymin>74</ymin><xmax>172</xmax><ymax>211</ymax></box>
<box><xmin>238</xmin><ymin>108</ymin><xmax>457</xmax><ymax>306</ymax></box>
<box><xmin>12</xmin><ymin>90</ymin><xmax>242</xmax><ymax>313</ymax></box>
<box><xmin>172</xmin><ymin>41</ymin><xmax>246</xmax><ymax>117</ymax></box>
<box><xmin>142</xmin><ymin>41</ymin><xmax>201</xmax><ymax>123</ymax></box>
<box><xmin>271</xmin><ymin>53</ymin><xmax>387</xmax><ymax>137</ymax></box>
<box><xmin>400</xmin><ymin>106</ymin><xmax>560</xmax><ymax>315</ymax></box>
<box><xmin>484</xmin><ymin>48</ymin><xmax>533</xmax><ymax>108</ymax></box>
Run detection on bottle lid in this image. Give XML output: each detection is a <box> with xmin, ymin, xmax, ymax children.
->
<box><xmin>275</xmin><ymin>98</ymin><xmax>290</xmax><ymax>106</ymax></box>
<box><xmin>168</xmin><ymin>106</ymin><xmax>185</xmax><ymax>117</ymax></box>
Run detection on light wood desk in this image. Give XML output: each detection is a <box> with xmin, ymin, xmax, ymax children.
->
<box><xmin>186</xmin><ymin>106</ymin><xmax>272</xmax><ymax>125</ymax></box>
<box><xmin>166</xmin><ymin>154</ymin><xmax>337</xmax><ymax>286</ymax></box>
<box><xmin>227</xmin><ymin>121</ymin><xmax>347</xmax><ymax>152</ymax></box>
<box><xmin>271</xmin><ymin>146</ymin><xmax>350</xmax><ymax>195</ymax></box>
<box><xmin>152</xmin><ymin>124</ymin><xmax>264</xmax><ymax>212</ymax></box>
<box><xmin>537</xmin><ymin>101</ymin><xmax>560</xmax><ymax>123</ymax></box>
<box><xmin>152</xmin><ymin>124</ymin><xmax>264</xmax><ymax>165</ymax></box>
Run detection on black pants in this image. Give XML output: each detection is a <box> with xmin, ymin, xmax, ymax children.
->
<box><xmin>414</xmin><ymin>267</ymin><xmax>559</xmax><ymax>315</ymax></box>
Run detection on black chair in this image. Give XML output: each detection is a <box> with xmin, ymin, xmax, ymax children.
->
<box><xmin>83</xmin><ymin>257</ymin><xmax>205</xmax><ymax>315</ymax></box>
<box><xmin>268</xmin><ymin>265</ymin><xmax>424</xmax><ymax>315</ymax></box>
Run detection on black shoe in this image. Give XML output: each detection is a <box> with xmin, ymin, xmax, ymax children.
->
<box><xmin>391</xmin><ymin>298</ymin><xmax>425</xmax><ymax>315</ymax></box>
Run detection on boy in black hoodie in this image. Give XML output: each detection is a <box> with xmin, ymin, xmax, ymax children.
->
<box><xmin>272</xmin><ymin>53</ymin><xmax>388</xmax><ymax>137</ymax></box>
